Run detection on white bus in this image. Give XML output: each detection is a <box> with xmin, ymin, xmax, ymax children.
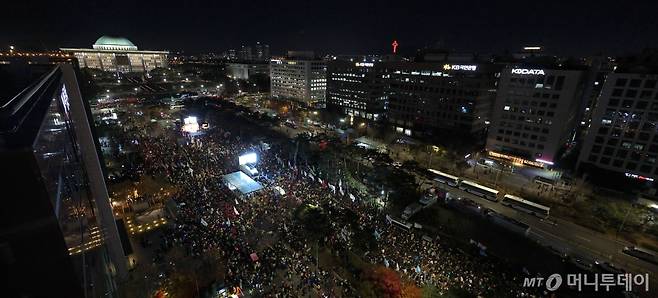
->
<box><xmin>459</xmin><ymin>180</ymin><xmax>499</xmax><ymax>201</ymax></box>
<box><xmin>428</xmin><ymin>169</ymin><xmax>459</xmax><ymax>187</ymax></box>
<box><xmin>501</xmin><ymin>194</ymin><xmax>550</xmax><ymax>218</ymax></box>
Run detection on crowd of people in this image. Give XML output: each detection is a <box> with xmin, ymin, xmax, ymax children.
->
<box><xmin>113</xmin><ymin>104</ymin><xmax>535</xmax><ymax>297</ymax></box>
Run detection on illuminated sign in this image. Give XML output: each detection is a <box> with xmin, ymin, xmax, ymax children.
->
<box><xmin>511</xmin><ymin>68</ymin><xmax>545</xmax><ymax>75</ymax></box>
<box><xmin>487</xmin><ymin>151</ymin><xmax>544</xmax><ymax>168</ymax></box>
<box><xmin>60</xmin><ymin>85</ymin><xmax>70</xmax><ymax>117</ymax></box>
<box><xmin>355</xmin><ymin>62</ymin><xmax>374</xmax><ymax>67</ymax></box>
<box><xmin>625</xmin><ymin>172</ymin><xmax>655</xmax><ymax>182</ymax></box>
<box><xmin>535</xmin><ymin>159</ymin><xmax>554</xmax><ymax>166</ymax></box>
<box><xmin>443</xmin><ymin>64</ymin><xmax>477</xmax><ymax>71</ymax></box>
<box><xmin>392</xmin><ymin>40</ymin><xmax>399</xmax><ymax>54</ymax></box>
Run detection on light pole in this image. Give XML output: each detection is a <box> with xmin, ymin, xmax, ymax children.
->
<box><xmin>427</xmin><ymin>145</ymin><xmax>439</xmax><ymax>168</ymax></box>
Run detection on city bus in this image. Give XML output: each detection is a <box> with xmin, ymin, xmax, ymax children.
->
<box><xmin>459</xmin><ymin>180</ymin><xmax>499</xmax><ymax>201</ymax></box>
<box><xmin>501</xmin><ymin>194</ymin><xmax>550</xmax><ymax>218</ymax></box>
<box><xmin>428</xmin><ymin>169</ymin><xmax>460</xmax><ymax>187</ymax></box>
<box><xmin>622</xmin><ymin>246</ymin><xmax>658</xmax><ymax>265</ymax></box>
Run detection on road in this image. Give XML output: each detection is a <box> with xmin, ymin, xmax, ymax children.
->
<box><xmin>414</xmin><ymin>172</ymin><xmax>658</xmax><ymax>281</ymax></box>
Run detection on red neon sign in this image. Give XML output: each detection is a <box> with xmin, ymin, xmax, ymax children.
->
<box><xmin>392</xmin><ymin>40</ymin><xmax>399</xmax><ymax>54</ymax></box>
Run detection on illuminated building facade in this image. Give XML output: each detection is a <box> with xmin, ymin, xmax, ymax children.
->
<box><xmin>326</xmin><ymin>59</ymin><xmax>386</xmax><ymax>121</ymax></box>
<box><xmin>270</xmin><ymin>52</ymin><xmax>326</xmax><ymax>107</ymax></box>
<box><xmin>227</xmin><ymin>62</ymin><xmax>269</xmax><ymax>80</ymax></box>
<box><xmin>385</xmin><ymin>62</ymin><xmax>501</xmax><ymax>137</ymax></box>
<box><xmin>578</xmin><ymin>57</ymin><xmax>658</xmax><ymax>182</ymax></box>
<box><xmin>486</xmin><ymin>66</ymin><xmax>587</xmax><ymax>167</ymax></box>
<box><xmin>61</xmin><ymin>35</ymin><xmax>168</xmax><ymax>73</ymax></box>
<box><xmin>0</xmin><ymin>62</ymin><xmax>127</xmax><ymax>297</ymax></box>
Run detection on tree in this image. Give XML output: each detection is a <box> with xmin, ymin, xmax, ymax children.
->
<box><xmin>421</xmin><ymin>284</ymin><xmax>442</xmax><ymax>298</ymax></box>
<box><xmin>401</xmin><ymin>282</ymin><xmax>422</xmax><ymax>298</ymax></box>
<box><xmin>359</xmin><ymin>266</ymin><xmax>402</xmax><ymax>298</ymax></box>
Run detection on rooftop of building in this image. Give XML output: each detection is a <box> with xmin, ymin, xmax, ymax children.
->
<box><xmin>614</xmin><ymin>49</ymin><xmax>658</xmax><ymax>74</ymax></box>
<box><xmin>0</xmin><ymin>62</ymin><xmax>61</xmax><ymax>149</ymax></box>
<box><xmin>94</xmin><ymin>35</ymin><xmax>136</xmax><ymax>47</ymax></box>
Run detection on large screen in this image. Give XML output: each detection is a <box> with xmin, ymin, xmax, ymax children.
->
<box><xmin>238</xmin><ymin>152</ymin><xmax>257</xmax><ymax>165</ymax></box>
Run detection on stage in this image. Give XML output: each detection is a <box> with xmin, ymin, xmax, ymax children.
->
<box><xmin>222</xmin><ymin>171</ymin><xmax>263</xmax><ymax>195</ymax></box>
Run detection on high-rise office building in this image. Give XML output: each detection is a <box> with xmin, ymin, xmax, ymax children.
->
<box><xmin>237</xmin><ymin>42</ymin><xmax>270</xmax><ymax>62</ymax></box>
<box><xmin>270</xmin><ymin>51</ymin><xmax>326</xmax><ymax>107</ymax></box>
<box><xmin>486</xmin><ymin>65</ymin><xmax>587</xmax><ymax>167</ymax></box>
<box><xmin>226</xmin><ymin>62</ymin><xmax>270</xmax><ymax>80</ymax></box>
<box><xmin>578</xmin><ymin>51</ymin><xmax>658</xmax><ymax>182</ymax></box>
<box><xmin>61</xmin><ymin>35</ymin><xmax>168</xmax><ymax>73</ymax></box>
<box><xmin>0</xmin><ymin>62</ymin><xmax>127</xmax><ymax>297</ymax></box>
<box><xmin>254</xmin><ymin>42</ymin><xmax>270</xmax><ymax>61</ymax></box>
<box><xmin>385</xmin><ymin>61</ymin><xmax>501</xmax><ymax>138</ymax></box>
<box><xmin>326</xmin><ymin>59</ymin><xmax>387</xmax><ymax>121</ymax></box>
<box><xmin>239</xmin><ymin>45</ymin><xmax>253</xmax><ymax>61</ymax></box>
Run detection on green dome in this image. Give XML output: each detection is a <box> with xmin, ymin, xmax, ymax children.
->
<box><xmin>94</xmin><ymin>36</ymin><xmax>135</xmax><ymax>47</ymax></box>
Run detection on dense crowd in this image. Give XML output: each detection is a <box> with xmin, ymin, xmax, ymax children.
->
<box><xmin>119</xmin><ymin>110</ymin><xmax>532</xmax><ymax>297</ymax></box>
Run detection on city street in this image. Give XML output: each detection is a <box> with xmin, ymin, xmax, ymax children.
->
<box><xmin>411</xmin><ymin>171</ymin><xmax>658</xmax><ymax>282</ymax></box>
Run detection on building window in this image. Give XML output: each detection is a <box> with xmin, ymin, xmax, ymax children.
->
<box><xmin>625</xmin><ymin>89</ymin><xmax>638</xmax><ymax>98</ymax></box>
<box><xmin>600</xmin><ymin>157</ymin><xmax>611</xmax><ymax>165</ymax></box>
<box><xmin>592</xmin><ymin>145</ymin><xmax>602</xmax><ymax>153</ymax></box>
<box><xmin>589</xmin><ymin>154</ymin><xmax>598</xmax><ymax>162</ymax></box>
<box><xmin>613</xmin><ymin>159</ymin><xmax>624</xmax><ymax>167</ymax></box>
<box><xmin>615</xmin><ymin>78</ymin><xmax>627</xmax><ymax>87</ymax></box>
<box><xmin>626</xmin><ymin>162</ymin><xmax>637</xmax><ymax>170</ymax></box>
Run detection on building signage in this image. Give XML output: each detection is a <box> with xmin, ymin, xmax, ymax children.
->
<box><xmin>355</xmin><ymin>62</ymin><xmax>374</xmax><ymax>67</ymax></box>
<box><xmin>443</xmin><ymin>64</ymin><xmax>477</xmax><ymax>71</ymax></box>
<box><xmin>511</xmin><ymin>68</ymin><xmax>545</xmax><ymax>75</ymax></box>
<box><xmin>625</xmin><ymin>172</ymin><xmax>655</xmax><ymax>182</ymax></box>
<box><xmin>60</xmin><ymin>85</ymin><xmax>70</xmax><ymax>118</ymax></box>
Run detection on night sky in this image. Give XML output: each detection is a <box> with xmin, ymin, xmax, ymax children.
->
<box><xmin>3</xmin><ymin>0</ymin><xmax>658</xmax><ymax>56</ymax></box>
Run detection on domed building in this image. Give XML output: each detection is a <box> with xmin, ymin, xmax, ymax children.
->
<box><xmin>61</xmin><ymin>35</ymin><xmax>168</xmax><ymax>73</ymax></box>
